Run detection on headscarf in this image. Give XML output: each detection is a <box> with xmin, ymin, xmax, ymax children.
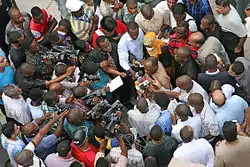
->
<box><xmin>143</xmin><ymin>32</ymin><xmax>165</xmax><ymax>58</ymax></box>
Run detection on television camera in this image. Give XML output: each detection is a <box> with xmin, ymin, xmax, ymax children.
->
<box><xmin>87</xmin><ymin>100</ymin><xmax>124</xmax><ymax>138</ymax></box>
<box><xmin>42</xmin><ymin>45</ymin><xmax>79</xmax><ymax>65</ymax></box>
<box><xmin>81</xmin><ymin>88</ymin><xmax>107</xmax><ymax>105</ymax></box>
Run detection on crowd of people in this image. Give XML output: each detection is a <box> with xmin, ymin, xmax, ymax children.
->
<box><xmin>1</xmin><ymin>0</ymin><xmax>250</xmax><ymax>166</ymax></box>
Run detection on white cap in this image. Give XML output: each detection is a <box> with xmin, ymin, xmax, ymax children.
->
<box><xmin>66</xmin><ymin>0</ymin><xmax>84</xmax><ymax>12</ymax></box>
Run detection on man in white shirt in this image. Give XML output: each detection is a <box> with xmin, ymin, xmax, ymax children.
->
<box><xmin>172</xmin><ymin>3</ymin><xmax>198</xmax><ymax>32</ymax></box>
<box><xmin>188</xmin><ymin>93</ymin><xmax>220</xmax><ymax>148</ymax></box>
<box><xmin>118</xmin><ymin>21</ymin><xmax>144</xmax><ymax>77</ymax></box>
<box><xmin>215</xmin><ymin>0</ymin><xmax>247</xmax><ymax>62</ymax></box>
<box><xmin>172</xmin><ymin>104</ymin><xmax>201</xmax><ymax>142</ymax></box>
<box><xmin>173</xmin><ymin>126</ymin><xmax>214</xmax><ymax>167</ymax></box>
<box><xmin>162</xmin><ymin>75</ymin><xmax>209</xmax><ymax>103</ymax></box>
<box><xmin>2</xmin><ymin>84</ymin><xmax>32</xmax><ymax>125</ymax></box>
<box><xmin>1</xmin><ymin>122</ymin><xmax>25</xmax><ymax>167</ymax></box>
<box><xmin>128</xmin><ymin>97</ymin><xmax>161</xmax><ymax>137</ymax></box>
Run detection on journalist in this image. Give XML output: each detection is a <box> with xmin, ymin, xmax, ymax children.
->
<box><xmin>15</xmin><ymin>62</ymin><xmax>74</xmax><ymax>97</ymax></box>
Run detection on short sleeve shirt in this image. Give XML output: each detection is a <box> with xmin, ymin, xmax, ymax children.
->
<box><xmin>135</xmin><ymin>9</ymin><xmax>169</xmax><ymax>33</ymax></box>
<box><xmin>30</xmin><ymin>9</ymin><xmax>53</xmax><ymax>42</ymax></box>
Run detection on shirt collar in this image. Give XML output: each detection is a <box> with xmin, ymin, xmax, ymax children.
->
<box><xmin>205</xmin><ymin>69</ymin><xmax>220</xmax><ymax>75</ymax></box>
<box><xmin>57</xmin><ymin>31</ymin><xmax>66</xmax><ymax>36</ymax></box>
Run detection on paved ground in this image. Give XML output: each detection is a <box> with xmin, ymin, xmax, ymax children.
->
<box><xmin>16</xmin><ymin>0</ymin><xmax>61</xmax><ymax>20</ymax></box>
<box><xmin>0</xmin><ymin>1</ymin><xmax>62</xmax><ymax>166</ymax></box>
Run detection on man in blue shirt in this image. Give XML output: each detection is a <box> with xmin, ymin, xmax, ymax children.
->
<box><xmin>0</xmin><ymin>48</ymin><xmax>15</xmax><ymax>121</ymax></box>
<box><xmin>154</xmin><ymin>92</ymin><xmax>173</xmax><ymax>136</ymax></box>
<box><xmin>211</xmin><ymin>90</ymin><xmax>249</xmax><ymax>133</ymax></box>
<box><xmin>183</xmin><ymin>0</ymin><xmax>210</xmax><ymax>26</ymax></box>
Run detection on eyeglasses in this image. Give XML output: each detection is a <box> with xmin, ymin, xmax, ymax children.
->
<box><xmin>0</xmin><ymin>58</ymin><xmax>6</xmax><ymax>63</ymax></box>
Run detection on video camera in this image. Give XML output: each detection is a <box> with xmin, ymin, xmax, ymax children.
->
<box><xmin>81</xmin><ymin>88</ymin><xmax>106</xmax><ymax>105</ymax></box>
<box><xmin>43</xmin><ymin>45</ymin><xmax>79</xmax><ymax>65</ymax></box>
<box><xmin>80</xmin><ymin>73</ymin><xmax>101</xmax><ymax>82</ymax></box>
<box><xmin>56</xmin><ymin>103</ymin><xmax>74</xmax><ymax>114</ymax></box>
<box><xmin>87</xmin><ymin>100</ymin><xmax>124</xmax><ymax>138</ymax></box>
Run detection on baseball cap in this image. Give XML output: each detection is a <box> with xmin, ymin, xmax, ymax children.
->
<box><xmin>72</xmin><ymin>126</ymin><xmax>88</xmax><ymax>147</ymax></box>
<box><xmin>66</xmin><ymin>0</ymin><xmax>84</xmax><ymax>12</ymax></box>
<box><xmin>247</xmin><ymin>3</ymin><xmax>250</xmax><ymax>10</ymax></box>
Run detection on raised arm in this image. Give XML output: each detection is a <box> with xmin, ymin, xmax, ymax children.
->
<box><xmin>32</xmin><ymin>113</ymin><xmax>60</xmax><ymax>147</ymax></box>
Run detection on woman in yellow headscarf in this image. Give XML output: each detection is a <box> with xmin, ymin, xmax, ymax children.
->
<box><xmin>143</xmin><ymin>32</ymin><xmax>166</xmax><ymax>58</ymax></box>
<box><xmin>144</xmin><ymin>32</ymin><xmax>175</xmax><ymax>80</ymax></box>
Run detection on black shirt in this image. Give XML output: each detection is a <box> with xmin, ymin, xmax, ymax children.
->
<box><xmin>10</xmin><ymin>46</ymin><xmax>26</xmax><ymax>69</ymax></box>
<box><xmin>197</xmin><ymin>71</ymin><xmax>234</xmax><ymax>92</ymax></box>
<box><xmin>175</xmin><ymin>56</ymin><xmax>200</xmax><ymax>81</ymax></box>
<box><xmin>143</xmin><ymin>136</ymin><xmax>178</xmax><ymax>167</ymax></box>
<box><xmin>86</xmin><ymin>42</ymin><xmax>123</xmax><ymax>72</ymax></box>
<box><xmin>15</xmin><ymin>69</ymin><xmax>46</xmax><ymax>98</ymax></box>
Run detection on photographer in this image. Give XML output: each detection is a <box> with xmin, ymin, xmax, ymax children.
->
<box><xmin>21</xmin><ymin>110</ymin><xmax>68</xmax><ymax>160</ymax></box>
<box><xmin>71</xmin><ymin>85</ymin><xmax>90</xmax><ymax>113</ymax></box>
<box><xmin>93</xmin><ymin>122</ymin><xmax>131</xmax><ymax>150</ymax></box>
<box><xmin>15</xmin><ymin>62</ymin><xmax>74</xmax><ymax>97</ymax></box>
<box><xmin>22</xmin><ymin>37</ymin><xmax>53</xmax><ymax>77</ymax></box>
<box><xmin>64</xmin><ymin>108</ymin><xmax>94</xmax><ymax>144</ymax></box>
<box><xmin>41</xmin><ymin>91</ymin><xmax>61</xmax><ymax>134</ymax></box>
<box><xmin>80</xmin><ymin>59</ymin><xmax>113</xmax><ymax>103</ymax></box>
<box><xmin>49</xmin><ymin>83</ymin><xmax>71</xmax><ymax>105</ymax></box>
<box><xmin>95</xmin><ymin>128</ymin><xmax>128</xmax><ymax>167</ymax></box>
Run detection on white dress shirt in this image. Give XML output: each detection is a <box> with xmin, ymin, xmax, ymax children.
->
<box><xmin>2</xmin><ymin>93</ymin><xmax>31</xmax><ymax>125</ymax></box>
<box><xmin>173</xmin><ymin>80</ymin><xmax>209</xmax><ymax>102</ymax></box>
<box><xmin>173</xmin><ymin>139</ymin><xmax>214</xmax><ymax>167</ymax></box>
<box><xmin>171</xmin><ymin>116</ymin><xmax>202</xmax><ymax>142</ymax></box>
<box><xmin>107</xmin><ymin>147</ymin><xmax>144</xmax><ymax>167</ymax></box>
<box><xmin>118</xmin><ymin>29</ymin><xmax>144</xmax><ymax>71</ymax></box>
<box><xmin>128</xmin><ymin>99</ymin><xmax>161</xmax><ymax>136</ymax></box>
<box><xmin>192</xmin><ymin>101</ymin><xmax>220</xmax><ymax>139</ymax></box>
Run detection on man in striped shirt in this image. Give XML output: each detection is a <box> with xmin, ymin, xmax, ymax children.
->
<box><xmin>66</xmin><ymin>0</ymin><xmax>98</xmax><ymax>41</ymax></box>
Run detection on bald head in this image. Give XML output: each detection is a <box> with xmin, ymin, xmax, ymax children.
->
<box><xmin>67</xmin><ymin>108</ymin><xmax>85</xmax><ymax>125</ymax></box>
<box><xmin>175</xmin><ymin>104</ymin><xmax>190</xmax><ymax>120</ymax></box>
<box><xmin>189</xmin><ymin>32</ymin><xmax>205</xmax><ymax>48</ymax></box>
<box><xmin>188</xmin><ymin>93</ymin><xmax>204</xmax><ymax>113</ymax></box>
<box><xmin>141</xmin><ymin>4</ymin><xmax>154</xmax><ymax>20</ymax></box>
<box><xmin>16</xmin><ymin>149</ymin><xmax>34</xmax><ymax>166</ymax></box>
<box><xmin>180</xmin><ymin>126</ymin><xmax>194</xmax><ymax>143</ymax></box>
<box><xmin>175</xmin><ymin>46</ymin><xmax>191</xmax><ymax>63</ymax></box>
<box><xmin>21</xmin><ymin>122</ymin><xmax>38</xmax><ymax>136</ymax></box>
<box><xmin>211</xmin><ymin>90</ymin><xmax>226</xmax><ymax>107</ymax></box>
<box><xmin>72</xmin><ymin>86</ymin><xmax>88</xmax><ymax>99</ymax></box>
<box><xmin>20</xmin><ymin>63</ymin><xmax>35</xmax><ymax>76</ymax></box>
<box><xmin>176</xmin><ymin>75</ymin><xmax>193</xmax><ymax>91</ymax></box>
<box><xmin>136</xmin><ymin>97</ymin><xmax>149</xmax><ymax>114</ymax></box>
<box><xmin>8</xmin><ymin>7</ymin><xmax>20</xmax><ymax>17</ymax></box>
